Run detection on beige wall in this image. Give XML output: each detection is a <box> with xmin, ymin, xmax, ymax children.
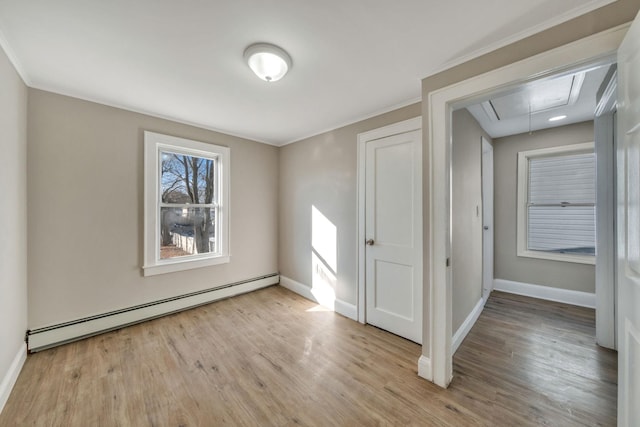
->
<box><xmin>0</xmin><ymin>46</ymin><xmax>28</xmax><ymax>395</ymax></box>
<box><xmin>421</xmin><ymin>0</ymin><xmax>639</xmax><ymax>354</ymax></box>
<box><xmin>451</xmin><ymin>109</ymin><xmax>491</xmax><ymax>333</ymax></box>
<box><xmin>278</xmin><ymin>103</ymin><xmax>421</xmax><ymax>306</ymax></box>
<box><xmin>493</xmin><ymin>122</ymin><xmax>595</xmax><ymax>292</ymax></box>
<box><xmin>27</xmin><ymin>90</ymin><xmax>278</xmax><ymax>328</ymax></box>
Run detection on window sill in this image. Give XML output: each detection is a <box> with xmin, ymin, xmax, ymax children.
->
<box><xmin>143</xmin><ymin>255</ymin><xmax>230</xmax><ymax>276</ymax></box>
<box><xmin>517</xmin><ymin>249</ymin><xmax>594</xmax><ymax>265</ymax></box>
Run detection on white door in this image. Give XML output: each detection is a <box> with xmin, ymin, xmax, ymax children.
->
<box><xmin>481</xmin><ymin>137</ymin><xmax>494</xmax><ymax>302</ymax></box>
<box><xmin>617</xmin><ymin>12</ymin><xmax>640</xmax><ymax>427</ymax></box>
<box><xmin>365</xmin><ymin>129</ymin><xmax>422</xmax><ymax>343</ymax></box>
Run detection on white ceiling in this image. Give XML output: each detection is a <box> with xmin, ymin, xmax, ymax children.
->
<box><xmin>0</xmin><ymin>0</ymin><xmax>615</xmax><ymax>145</ymax></box>
<box><xmin>466</xmin><ymin>65</ymin><xmax>611</xmax><ymax>138</ymax></box>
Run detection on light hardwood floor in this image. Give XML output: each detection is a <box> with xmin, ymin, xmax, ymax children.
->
<box><xmin>0</xmin><ymin>287</ymin><xmax>616</xmax><ymax>426</ymax></box>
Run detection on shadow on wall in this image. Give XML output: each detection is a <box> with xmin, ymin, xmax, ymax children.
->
<box><xmin>311</xmin><ymin>205</ymin><xmax>337</xmax><ymax>309</ymax></box>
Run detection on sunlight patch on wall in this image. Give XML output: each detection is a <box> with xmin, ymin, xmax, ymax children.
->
<box><xmin>311</xmin><ymin>205</ymin><xmax>337</xmax><ymax>310</ymax></box>
<box><xmin>311</xmin><ymin>205</ymin><xmax>337</xmax><ymax>271</ymax></box>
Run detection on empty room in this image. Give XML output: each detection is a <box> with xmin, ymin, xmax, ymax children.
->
<box><xmin>1</xmin><ymin>1</ymin><xmax>639</xmax><ymax>426</ymax></box>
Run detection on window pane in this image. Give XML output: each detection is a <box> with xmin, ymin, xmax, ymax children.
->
<box><xmin>160</xmin><ymin>207</ymin><xmax>216</xmax><ymax>259</ymax></box>
<box><xmin>161</xmin><ymin>152</ymin><xmax>216</xmax><ymax>204</ymax></box>
<box><xmin>529</xmin><ymin>152</ymin><xmax>595</xmax><ymax>204</ymax></box>
<box><xmin>528</xmin><ymin>205</ymin><xmax>595</xmax><ymax>255</ymax></box>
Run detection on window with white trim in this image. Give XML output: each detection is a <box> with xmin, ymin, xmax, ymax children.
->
<box><xmin>517</xmin><ymin>142</ymin><xmax>595</xmax><ymax>265</ymax></box>
<box><xmin>143</xmin><ymin>132</ymin><xmax>230</xmax><ymax>276</ymax></box>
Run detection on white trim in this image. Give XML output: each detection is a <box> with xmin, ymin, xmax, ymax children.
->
<box><xmin>594</xmin><ymin>70</ymin><xmax>617</xmax><ymax>350</ymax></box>
<box><xmin>622</xmin><ymin>319</ymin><xmax>640</xmax><ymax>426</ymax></box>
<box><xmin>516</xmin><ymin>141</ymin><xmax>595</xmax><ymax>158</ymax></box>
<box><xmin>143</xmin><ymin>131</ymin><xmax>231</xmax><ymax>276</ymax></box>
<box><xmin>357</xmin><ymin>137</ymin><xmax>366</xmax><ymax>324</ymax></box>
<box><xmin>28</xmin><ymin>275</ymin><xmax>279</xmax><ymax>351</ymax></box>
<box><xmin>595</xmin><ymin>68</ymin><xmax>618</xmax><ymax>116</ymax></box>
<box><xmin>493</xmin><ymin>278</ymin><xmax>596</xmax><ymax>308</ymax></box>
<box><xmin>452</xmin><ymin>298</ymin><xmax>485</xmax><ymax>354</ymax></box>
<box><xmin>334</xmin><ymin>299</ymin><xmax>358</xmax><ymax>321</ymax></box>
<box><xmin>279</xmin><ymin>275</ymin><xmax>315</xmax><ymax>301</ymax></box>
<box><xmin>417</xmin><ymin>355</ymin><xmax>432</xmax><ymax>381</ymax></box>
<box><xmin>279</xmin><ymin>275</ymin><xmax>357</xmax><ymax>320</ymax></box>
<box><xmin>356</xmin><ymin>116</ymin><xmax>423</xmax><ymax>325</ymax></box>
<box><xmin>0</xmin><ymin>343</ymin><xmax>27</xmax><ymax>415</ymax></box>
<box><xmin>568</xmin><ymin>72</ymin><xmax>587</xmax><ymax>106</ymax></box>
<box><xmin>144</xmin><ymin>255</ymin><xmax>232</xmax><ymax>276</ymax></box>
<box><xmin>427</xmin><ymin>24</ymin><xmax>627</xmax><ymax>389</ymax></box>
<box><xmin>357</xmin><ymin>116</ymin><xmax>423</xmax><ymax>144</ymax></box>
<box><xmin>516</xmin><ymin>142</ymin><xmax>596</xmax><ymax>265</ymax></box>
<box><xmin>481</xmin><ymin>137</ymin><xmax>494</xmax><ymax>301</ymax></box>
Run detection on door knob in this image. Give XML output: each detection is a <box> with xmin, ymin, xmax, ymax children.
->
<box><xmin>483</xmin><ymin>226</ymin><xmax>489</xmax><ymax>230</ymax></box>
<box><xmin>366</xmin><ymin>239</ymin><xmax>375</xmax><ymax>246</ymax></box>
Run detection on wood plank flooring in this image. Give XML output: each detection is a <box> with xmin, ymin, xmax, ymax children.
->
<box><xmin>0</xmin><ymin>287</ymin><xmax>617</xmax><ymax>426</ymax></box>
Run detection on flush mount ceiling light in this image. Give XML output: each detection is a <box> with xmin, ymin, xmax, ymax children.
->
<box><xmin>244</xmin><ymin>43</ymin><xmax>292</xmax><ymax>82</ymax></box>
<box><xmin>549</xmin><ymin>115</ymin><xmax>567</xmax><ymax>122</ymax></box>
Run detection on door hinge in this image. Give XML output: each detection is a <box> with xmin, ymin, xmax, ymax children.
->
<box><xmin>446</xmin><ymin>257</ymin><xmax>450</xmax><ymax>267</ymax></box>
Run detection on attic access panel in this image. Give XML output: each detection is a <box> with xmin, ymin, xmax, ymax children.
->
<box><xmin>482</xmin><ymin>73</ymin><xmax>585</xmax><ymax>121</ymax></box>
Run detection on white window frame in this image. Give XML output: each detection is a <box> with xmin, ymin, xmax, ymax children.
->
<box><xmin>143</xmin><ymin>131</ymin><xmax>230</xmax><ymax>276</ymax></box>
<box><xmin>516</xmin><ymin>141</ymin><xmax>595</xmax><ymax>265</ymax></box>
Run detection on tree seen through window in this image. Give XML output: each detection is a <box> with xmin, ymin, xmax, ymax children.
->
<box><xmin>160</xmin><ymin>151</ymin><xmax>218</xmax><ymax>259</ymax></box>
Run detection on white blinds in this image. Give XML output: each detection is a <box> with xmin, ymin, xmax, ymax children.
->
<box><xmin>529</xmin><ymin>153</ymin><xmax>595</xmax><ymax>204</ymax></box>
<box><xmin>527</xmin><ymin>152</ymin><xmax>595</xmax><ymax>254</ymax></box>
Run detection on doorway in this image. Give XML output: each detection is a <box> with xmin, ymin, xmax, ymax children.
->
<box><xmin>425</xmin><ymin>24</ymin><xmax>628</xmax><ymax>388</ymax></box>
<box><xmin>451</xmin><ymin>62</ymin><xmax>613</xmax><ymax>350</ymax></box>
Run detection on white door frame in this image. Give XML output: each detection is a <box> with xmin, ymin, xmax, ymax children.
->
<box><xmin>356</xmin><ymin>117</ymin><xmax>422</xmax><ymax>324</ymax></box>
<box><xmin>481</xmin><ymin>136</ymin><xmax>494</xmax><ymax>303</ymax></box>
<box><xmin>425</xmin><ymin>24</ymin><xmax>629</xmax><ymax>388</ymax></box>
<box><xmin>594</xmin><ymin>70</ymin><xmax>618</xmax><ymax>350</ymax></box>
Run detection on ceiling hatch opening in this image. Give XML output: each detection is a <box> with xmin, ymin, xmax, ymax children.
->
<box><xmin>467</xmin><ymin>65</ymin><xmax>610</xmax><ymax>138</ymax></box>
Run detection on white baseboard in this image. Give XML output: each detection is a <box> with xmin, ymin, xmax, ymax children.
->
<box><xmin>279</xmin><ymin>275</ymin><xmax>357</xmax><ymax>321</ymax></box>
<box><xmin>28</xmin><ymin>274</ymin><xmax>280</xmax><ymax>351</ymax></box>
<box><xmin>493</xmin><ymin>279</ymin><xmax>596</xmax><ymax>308</ymax></box>
<box><xmin>279</xmin><ymin>275</ymin><xmax>315</xmax><ymax>301</ymax></box>
<box><xmin>417</xmin><ymin>355</ymin><xmax>432</xmax><ymax>381</ymax></box>
<box><xmin>0</xmin><ymin>343</ymin><xmax>26</xmax><ymax>415</ymax></box>
<box><xmin>452</xmin><ymin>297</ymin><xmax>485</xmax><ymax>354</ymax></box>
<box><xmin>334</xmin><ymin>299</ymin><xmax>357</xmax><ymax>321</ymax></box>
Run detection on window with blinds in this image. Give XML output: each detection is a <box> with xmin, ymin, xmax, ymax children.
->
<box><xmin>527</xmin><ymin>152</ymin><xmax>596</xmax><ymax>255</ymax></box>
<box><xmin>516</xmin><ymin>142</ymin><xmax>596</xmax><ymax>265</ymax></box>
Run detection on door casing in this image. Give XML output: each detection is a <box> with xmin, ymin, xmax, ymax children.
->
<box><xmin>594</xmin><ymin>71</ymin><xmax>617</xmax><ymax>350</ymax></box>
<box><xmin>481</xmin><ymin>136</ymin><xmax>494</xmax><ymax>303</ymax></box>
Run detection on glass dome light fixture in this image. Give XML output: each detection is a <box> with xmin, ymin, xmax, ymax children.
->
<box><xmin>244</xmin><ymin>43</ymin><xmax>292</xmax><ymax>82</ymax></box>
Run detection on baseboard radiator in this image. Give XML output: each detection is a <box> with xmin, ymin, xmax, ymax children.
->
<box><xmin>27</xmin><ymin>273</ymin><xmax>279</xmax><ymax>352</ymax></box>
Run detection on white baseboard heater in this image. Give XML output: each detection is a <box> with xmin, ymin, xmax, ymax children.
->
<box><xmin>27</xmin><ymin>273</ymin><xmax>279</xmax><ymax>352</ymax></box>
